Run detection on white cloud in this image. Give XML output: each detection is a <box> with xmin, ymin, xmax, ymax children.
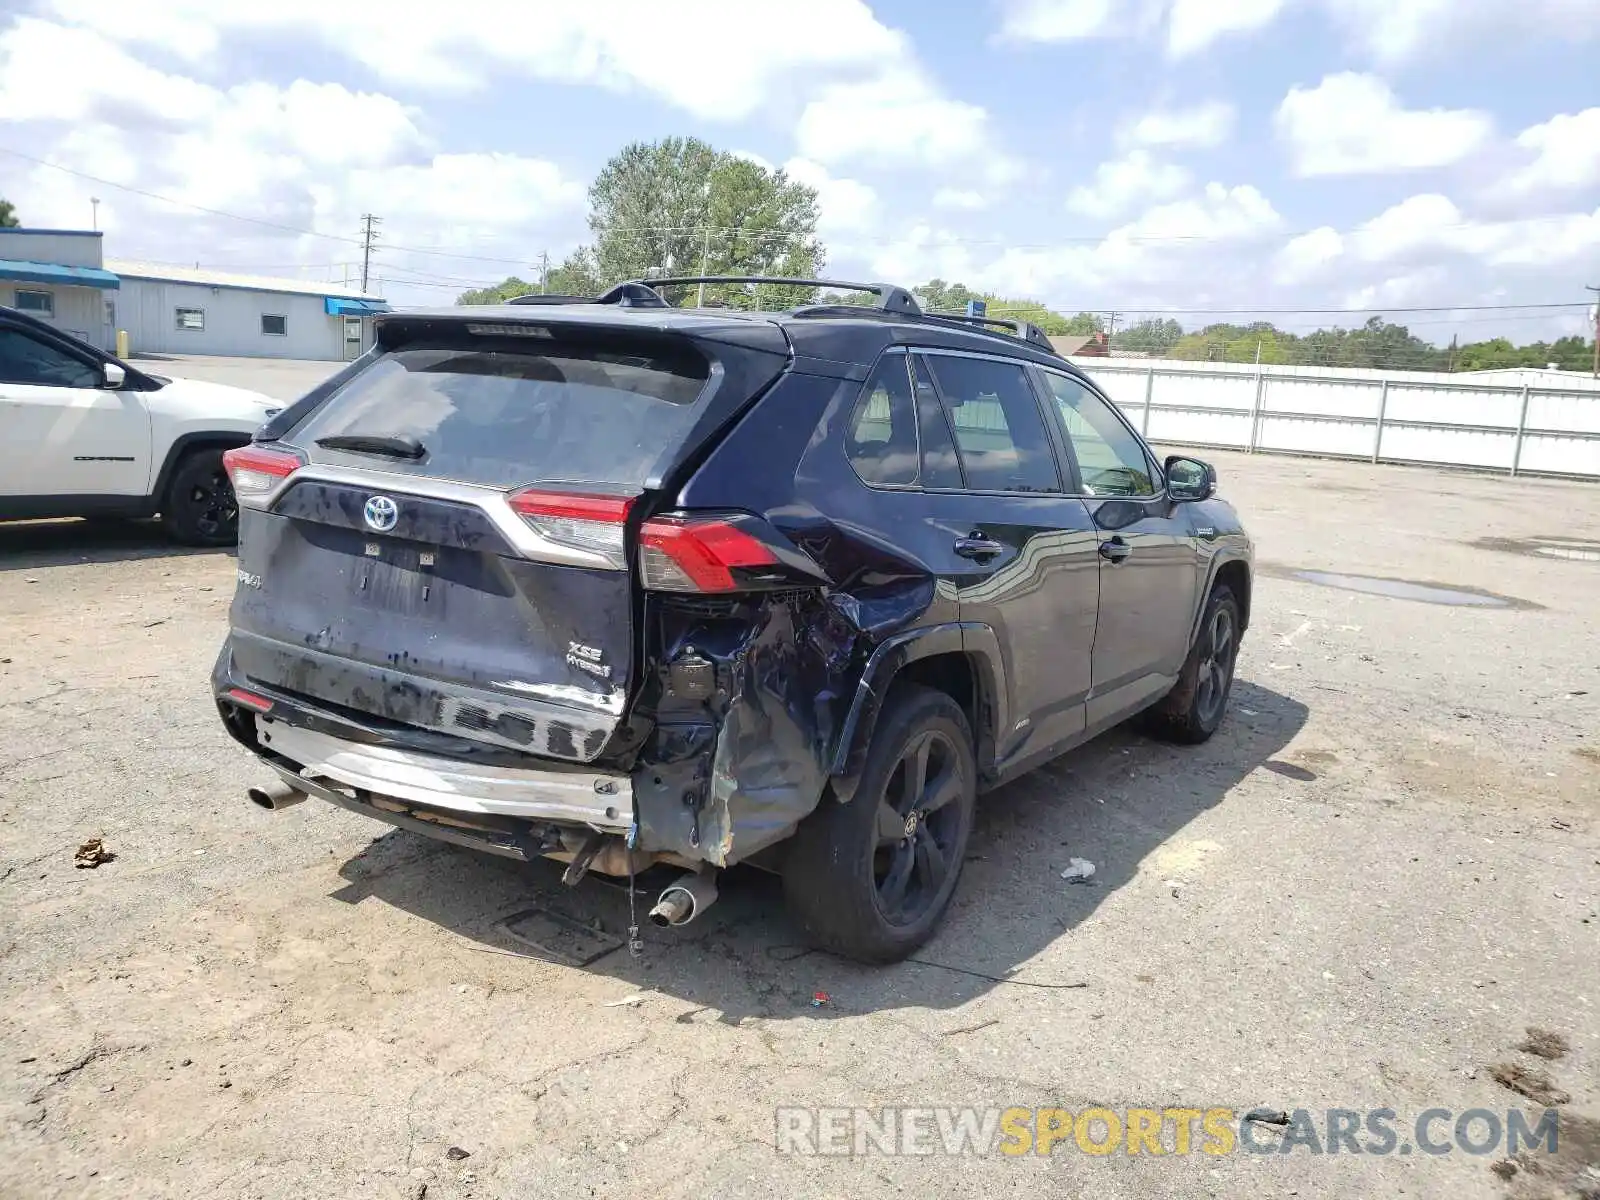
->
<box><xmin>997</xmin><ymin>0</ymin><xmax>1284</xmax><ymax>55</ymax></box>
<box><xmin>1166</xmin><ymin>0</ymin><xmax>1288</xmax><ymax>55</ymax></box>
<box><xmin>1503</xmin><ymin>108</ymin><xmax>1600</xmax><ymax>197</ymax></box>
<box><xmin>1066</xmin><ymin>151</ymin><xmax>1191</xmax><ymax>219</ymax></box>
<box><xmin>864</xmin><ymin>181</ymin><xmax>1282</xmax><ymax>304</ymax></box>
<box><xmin>1322</xmin><ymin>0</ymin><xmax>1600</xmax><ymax>64</ymax></box>
<box><xmin>933</xmin><ymin>189</ymin><xmax>990</xmax><ymax>211</ymax></box>
<box><xmin>781</xmin><ymin>157</ymin><xmax>879</xmax><ymax>234</ymax></box>
<box><xmin>1120</xmin><ymin>102</ymin><xmax>1236</xmax><ymax>150</ymax></box>
<box><xmin>999</xmin><ymin>0</ymin><xmax>1600</xmax><ymax>64</ymax></box>
<box><xmin>1340</xmin><ymin>268</ymin><xmax>1445</xmax><ymax>312</ymax></box>
<box><xmin>0</xmin><ymin>17</ymin><xmax>215</xmax><ymax>124</ymax></box>
<box><xmin>1347</xmin><ymin>193</ymin><xmax>1600</xmax><ymax>269</ymax></box>
<box><xmin>1275</xmin><ymin>226</ymin><xmax>1345</xmax><ymax>283</ymax></box>
<box><xmin>866</xmin><ymin>223</ymin><xmax>987</xmax><ymax>290</ymax></box>
<box><xmin>313</xmin><ymin>155</ymin><xmax>584</xmax><ymax>234</ymax></box>
<box><xmin>40</xmin><ymin>0</ymin><xmax>910</xmax><ymax>120</ymax></box>
<box><xmin>1114</xmin><ymin>182</ymin><xmax>1283</xmax><ymax>242</ymax></box>
<box><xmin>796</xmin><ymin>68</ymin><xmax>990</xmax><ymax>168</ymax></box>
<box><xmin>0</xmin><ymin>17</ymin><xmax>585</xmax><ymax>302</ymax></box>
<box><xmin>997</xmin><ymin>0</ymin><xmax>1135</xmax><ymax>41</ymax></box>
<box><xmin>1275</xmin><ymin>73</ymin><xmax>1492</xmax><ymax>177</ymax></box>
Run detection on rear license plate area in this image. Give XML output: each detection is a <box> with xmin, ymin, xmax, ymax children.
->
<box><xmin>353</xmin><ymin>540</ymin><xmax>437</xmax><ymax>616</ymax></box>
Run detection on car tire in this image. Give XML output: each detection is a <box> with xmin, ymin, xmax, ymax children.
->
<box><xmin>160</xmin><ymin>448</ymin><xmax>240</xmax><ymax>547</ymax></box>
<box><xmin>782</xmin><ymin>684</ymin><xmax>976</xmax><ymax>964</ymax></box>
<box><xmin>1142</xmin><ymin>583</ymin><xmax>1241</xmax><ymax>745</ymax></box>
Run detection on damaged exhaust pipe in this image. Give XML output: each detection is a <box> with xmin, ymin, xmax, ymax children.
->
<box><xmin>248</xmin><ymin>781</ymin><xmax>308</xmax><ymax>811</ymax></box>
<box><xmin>648</xmin><ymin>869</ymin><xmax>718</xmax><ymax>927</ymax></box>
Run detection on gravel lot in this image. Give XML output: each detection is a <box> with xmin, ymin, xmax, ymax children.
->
<box><xmin>2</xmin><ymin>355</ymin><xmax>1596</xmax><ymax>1199</ymax></box>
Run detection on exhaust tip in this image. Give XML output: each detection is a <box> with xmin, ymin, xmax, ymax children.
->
<box><xmin>248</xmin><ymin>782</ymin><xmax>307</xmax><ymax>811</ymax></box>
<box><xmin>649</xmin><ymin>888</ymin><xmax>695</xmax><ymax>927</ymax></box>
<box><xmin>647</xmin><ymin>872</ymin><xmax>718</xmax><ymax>927</ymax></box>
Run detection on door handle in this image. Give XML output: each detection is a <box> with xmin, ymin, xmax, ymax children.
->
<box><xmin>954</xmin><ymin>536</ymin><xmax>1005</xmax><ymax>561</ymax></box>
<box><xmin>1098</xmin><ymin>536</ymin><xmax>1132</xmax><ymax>564</ymax></box>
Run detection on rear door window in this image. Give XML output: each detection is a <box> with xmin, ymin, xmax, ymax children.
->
<box><xmin>293</xmin><ymin>343</ymin><xmax>711</xmax><ymax>489</ymax></box>
<box><xmin>845</xmin><ymin>354</ymin><xmax>919</xmax><ymax>486</ymax></box>
<box><xmin>921</xmin><ymin>354</ymin><xmax>1061</xmax><ymax>493</ymax></box>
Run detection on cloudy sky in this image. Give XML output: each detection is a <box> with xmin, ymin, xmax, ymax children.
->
<box><xmin>2</xmin><ymin>0</ymin><xmax>1597</xmax><ymax>342</ymax></box>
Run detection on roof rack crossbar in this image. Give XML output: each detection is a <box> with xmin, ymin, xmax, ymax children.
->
<box><xmin>618</xmin><ymin>275</ymin><xmax>922</xmax><ymax>316</ymax></box>
<box><xmin>920</xmin><ymin>311</ymin><xmax>1060</xmax><ymax>354</ymax></box>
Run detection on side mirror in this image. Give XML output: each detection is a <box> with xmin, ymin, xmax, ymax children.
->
<box><xmin>1165</xmin><ymin>455</ymin><xmax>1217</xmax><ymax>502</ymax></box>
<box><xmin>101</xmin><ymin>362</ymin><xmax>126</xmax><ymax>389</ymax></box>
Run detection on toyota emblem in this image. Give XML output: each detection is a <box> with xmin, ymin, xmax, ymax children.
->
<box><xmin>363</xmin><ymin>495</ymin><xmax>399</xmax><ymax>532</ymax></box>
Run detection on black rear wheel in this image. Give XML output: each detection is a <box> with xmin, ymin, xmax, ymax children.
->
<box><xmin>160</xmin><ymin>448</ymin><xmax>239</xmax><ymax>547</ymax></box>
<box><xmin>783</xmin><ymin>685</ymin><xmax>976</xmax><ymax>963</ymax></box>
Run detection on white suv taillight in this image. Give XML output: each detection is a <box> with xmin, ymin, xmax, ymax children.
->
<box><xmin>507</xmin><ymin>489</ymin><xmax>634</xmax><ymax>569</ymax></box>
<box><xmin>223</xmin><ymin>446</ymin><xmax>301</xmax><ymax>507</ymax></box>
<box><xmin>639</xmin><ymin>516</ymin><xmax>778</xmax><ymax>593</ymax></box>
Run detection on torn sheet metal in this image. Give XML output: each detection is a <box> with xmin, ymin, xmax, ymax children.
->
<box><xmin>631</xmin><ymin>573</ymin><xmax>940</xmax><ymax>867</ymax></box>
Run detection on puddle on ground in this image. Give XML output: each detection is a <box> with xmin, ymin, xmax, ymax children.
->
<box><xmin>1472</xmin><ymin>536</ymin><xmax>1600</xmax><ymax>564</ymax></box>
<box><xmin>1284</xmin><ymin>569</ymin><xmax>1537</xmax><ymax>609</ymax></box>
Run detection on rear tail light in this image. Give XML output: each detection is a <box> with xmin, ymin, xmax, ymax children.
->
<box><xmin>505</xmin><ymin>489</ymin><xmax>781</xmax><ymax>589</ymax></box>
<box><xmin>639</xmin><ymin>517</ymin><xmax>778</xmax><ymax>593</ymax></box>
<box><xmin>223</xmin><ymin>446</ymin><xmax>301</xmax><ymax>507</ymax></box>
<box><xmin>507</xmin><ymin>489</ymin><xmax>634</xmax><ymax>569</ymax></box>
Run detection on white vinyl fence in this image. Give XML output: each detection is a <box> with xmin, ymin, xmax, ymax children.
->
<box><xmin>1074</xmin><ymin>360</ymin><xmax>1600</xmax><ymax>480</ymax></box>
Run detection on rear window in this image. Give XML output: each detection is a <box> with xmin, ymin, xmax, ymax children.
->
<box><xmin>292</xmin><ymin>344</ymin><xmax>710</xmax><ymax>489</ymax></box>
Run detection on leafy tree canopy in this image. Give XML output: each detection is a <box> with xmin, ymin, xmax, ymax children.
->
<box><xmin>458</xmin><ymin>138</ymin><xmax>820</xmax><ymax>309</ymax></box>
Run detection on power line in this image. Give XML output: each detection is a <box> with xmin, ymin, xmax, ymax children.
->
<box><xmin>986</xmin><ymin>300</ymin><xmax>1590</xmax><ymax>317</ymax></box>
<box><xmin>12</xmin><ymin>143</ymin><xmax>1596</xmax><ymax>270</ymax></box>
<box><xmin>13</xmin><ymin>147</ymin><xmax>1586</xmax><ymax>325</ymax></box>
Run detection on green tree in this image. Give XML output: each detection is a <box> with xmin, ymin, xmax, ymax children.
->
<box><xmin>455</xmin><ymin>250</ymin><xmax>603</xmax><ymax>305</ymax></box>
<box><xmin>457</xmin><ymin>276</ymin><xmax>534</xmax><ymax>305</ymax></box>
<box><xmin>0</xmin><ymin>197</ymin><xmax>18</xmax><ymax>228</ymax></box>
<box><xmin>1113</xmin><ymin>318</ymin><xmax>1184</xmax><ymax>355</ymax></box>
<box><xmin>545</xmin><ymin>248</ymin><xmax>601</xmax><ymax>296</ymax></box>
<box><xmin>586</xmin><ymin>137</ymin><xmax>822</xmax><ymax>308</ymax></box>
<box><xmin>899</xmin><ymin>279</ymin><xmax>1097</xmax><ymax>336</ymax></box>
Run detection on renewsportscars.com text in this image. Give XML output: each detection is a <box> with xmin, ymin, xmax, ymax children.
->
<box><xmin>775</xmin><ymin>1105</ymin><xmax>1561</xmax><ymax>1158</ymax></box>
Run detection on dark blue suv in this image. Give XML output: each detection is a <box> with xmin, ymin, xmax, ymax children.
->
<box><xmin>213</xmin><ymin>277</ymin><xmax>1252</xmax><ymax>963</ymax></box>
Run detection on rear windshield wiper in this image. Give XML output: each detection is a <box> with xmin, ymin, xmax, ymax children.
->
<box><xmin>315</xmin><ymin>433</ymin><xmax>427</xmax><ymax>460</ymax></box>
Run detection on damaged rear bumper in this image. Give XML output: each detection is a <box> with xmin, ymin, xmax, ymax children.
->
<box><xmin>259</xmin><ymin>720</ymin><xmax>633</xmax><ymax>831</ymax></box>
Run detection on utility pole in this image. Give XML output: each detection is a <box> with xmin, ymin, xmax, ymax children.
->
<box><xmin>90</xmin><ymin>197</ymin><xmax>100</xmax><ymax>231</ymax></box>
<box><xmin>538</xmin><ymin>251</ymin><xmax>550</xmax><ymax>294</ymax></box>
<box><xmin>697</xmin><ymin>227</ymin><xmax>712</xmax><ymax>307</ymax></box>
<box><xmin>1588</xmin><ymin>286</ymin><xmax>1600</xmax><ymax>378</ymax></box>
<box><xmin>359</xmin><ymin>214</ymin><xmax>382</xmax><ymax>293</ymax></box>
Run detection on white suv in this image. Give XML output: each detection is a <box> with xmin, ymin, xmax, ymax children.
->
<box><xmin>0</xmin><ymin>305</ymin><xmax>281</xmax><ymax>544</ymax></box>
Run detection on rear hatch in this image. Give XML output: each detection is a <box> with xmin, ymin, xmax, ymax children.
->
<box><xmin>224</xmin><ymin>311</ymin><xmax>791</xmax><ymax>763</ymax></box>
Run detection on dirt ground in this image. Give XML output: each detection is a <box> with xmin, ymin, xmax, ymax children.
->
<box><xmin>2</xmin><ymin>374</ymin><xmax>1597</xmax><ymax>1198</ymax></box>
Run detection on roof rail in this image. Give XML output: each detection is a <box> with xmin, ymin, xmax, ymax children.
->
<box><xmin>923</xmin><ymin>311</ymin><xmax>1060</xmax><ymax>354</ymax></box>
<box><xmin>505</xmin><ymin>293</ymin><xmax>602</xmax><ymax>306</ymax></box>
<box><xmin>618</xmin><ymin>275</ymin><xmax>923</xmax><ymax>316</ymax></box>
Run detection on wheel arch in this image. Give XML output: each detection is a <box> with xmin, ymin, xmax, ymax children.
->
<box><xmin>1189</xmin><ymin>551</ymin><xmax>1252</xmax><ymax>646</ymax></box>
<box><xmin>152</xmin><ymin>432</ymin><xmax>251</xmax><ymax>506</ymax></box>
<box><xmin>829</xmin><ymin>622</ymin><xmax>1008</xmax><ymax>797</ymax></box>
